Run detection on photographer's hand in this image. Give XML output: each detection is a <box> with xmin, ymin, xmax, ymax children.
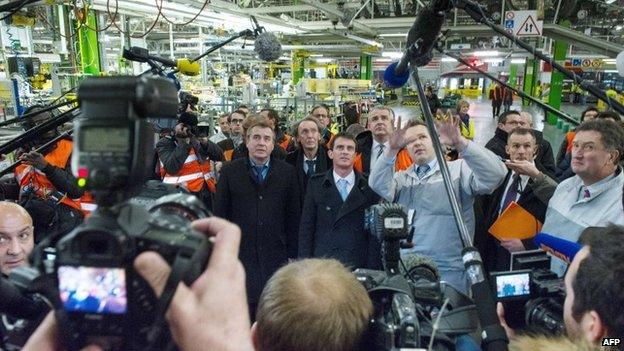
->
<box><xmin>496</xmin><ymin>302</ymin><xmax>517</xmax><ymax>340</ymax></box>
<box><xmin>23</xmin><ymin>313</ymin><xmax>102</xmax><ymax>351</ymax></box>
<box><xmin>134</xmin><ymin>217</ymin><xmax>254</xmax><ymax>351</ymax></box>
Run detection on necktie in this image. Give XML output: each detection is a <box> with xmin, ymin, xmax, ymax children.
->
<box><xmin>582</xmin><ymin>187</ymin><xmax>591</xmax><ymax>199</ymax></box>
<box><xmin>305</xmin><ymin>159</ymin><xmax>316</xmax><ymax>177</ymax></box>
<box><xmin>416</xmin><ymin>164</ymin><xmax>430</xmax><ymax>179</ymax></box>
<box><xmin>337</xmin><ymin>178</ymin><xmax>349</xmax><ymax>201</ymax></box>
<box><xmin>501</xmin><ymin>174</ymin><xmax>520</xmax><ymax>213</ymax></box>
<box><xmin>254</xmin><ymin>165</ymin><xmax>266</xmax><ymax>183</ymax></box>
<box><xmin>376</xmin><ymin>144</ymin><xmax>385</xmax><ymax>160</ymax></box>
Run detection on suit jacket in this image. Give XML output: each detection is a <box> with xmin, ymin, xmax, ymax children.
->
<box><xmin>214</xmin><ymin>157</ymin><xmax>301</xmax><ymax>304</ymax></box>
<box><xmin>485</xmin><ymin>128</ymin><xmax>557</xmax><ymax>179</ymax></box>
<box><xmin>475</xmin><ymin>170</ymin><xmax>557</xmax><ymax>272</ymax></box>
<box><xmin>285</xmin><ymin>145</ymin><xmax>332</xmax><ymax>206</ymax></box>
<box><xmin>299</xmin><ymin>169</ymin><xmax>382</xmax><ymax>269</ymax></box>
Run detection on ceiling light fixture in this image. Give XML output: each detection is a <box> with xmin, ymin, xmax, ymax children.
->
<box><xmin>381</xmin><ymin>51</ymin><xmax>403</xmax><ymax>59</ymax></box>
<box><xmin>472</xmin><ymin>50</ymin><xmax>500</xmax><ymax>57</ymax></box>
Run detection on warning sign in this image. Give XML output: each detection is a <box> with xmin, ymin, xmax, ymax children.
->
<box><xmin>581</xmin><ymin>59</ymin><xmax>591</xmax><ymax>68</ymax></box>
<box><xmin>591</xmin><ymin>59</ymin><xmax>603</xmax><ymax>68</ymax></box>
<box><xmin>505</xmin><ymin>11</ymin><xmax>543</xmax><ymax>37</ymax></box>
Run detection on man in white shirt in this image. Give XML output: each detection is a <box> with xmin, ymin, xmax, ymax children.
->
<box><xmin>476</xmin><ymin>128</ymin><xmax>557</xmax><ymax>272</ymax></box>
<box><xmin>542</xmin><ymin>119</ymin><xmax>624</xmax><ymax>276</ymax></box>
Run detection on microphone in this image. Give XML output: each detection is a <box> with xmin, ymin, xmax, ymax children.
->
<box><xmin>123</xmin><ymin>47</ymin><xmax>200</xmax><ymax>76</ymax></box>
<box><xmin>400</xmin><ymin>252</ymin><xmax>440</xmax><ymax>283</ymax></box>
<box><xmin>254</xmin><ymin>31</ymin><xmax>283</xmax><ymax>62</ymax></box>
<box><xmin>383</xmin><ymin>0</ymin><xmax>453</xmax><ymax>88</ymax></box>
<box><xmin>250</xmin><ymin>15</ymin><xmax>282</xmax><ymax>62</ymax></box>
<box><xmin>533</xmin><ymin>233</ymin><xmax>582</xmax><ymax>264</ymax></box>
<box><xmin>617</xmin><ymin>51</ymin><xmax>624</xmax><ymax>78</ymax></box>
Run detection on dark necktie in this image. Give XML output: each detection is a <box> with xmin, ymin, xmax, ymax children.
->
<box><xmin>501</xmin><ymin>174</ymin><xmax>520</xmax><ymax>213</ymax></box>
<box><xmin>376</xmin><ymin>144</ymin><xmax>385</xmax><ymax>160</ymax></box>
<box><xmin>254</xmin><ymin>165</ymin><xmax>266</xmax><ymax>183</ymax></box>
<box><xmin>416</xmin><ymin>164</ymin><xmax>430</xmax><ymax>179</ymax></box>
<box><xmin>305</xmin><ymin>159</ymin><xmax>316</xmax><ymax>177</ymax></box>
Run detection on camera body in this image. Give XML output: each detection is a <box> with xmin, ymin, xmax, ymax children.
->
<box><xmin>53</xmin><ymin>76</ymin><xmax>212</xmax><ymax>350</ymax></box>
<box><xmin>358</xmin><ymin>204</ymin><xmax>474</xmax><ymax>350</ymax></box>
<box><xmin>491</xmin><ymin>250</ymin><xmax>565</xmax><ymax>335</ymax></box>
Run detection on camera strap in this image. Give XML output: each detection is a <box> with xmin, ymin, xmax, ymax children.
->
<box><xmin>145</xmin><ymin>253</ymin><xmax>190</xmax><ymax>349</ymax></box>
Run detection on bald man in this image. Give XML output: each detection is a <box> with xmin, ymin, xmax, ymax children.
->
<box><xmin>0</xmin><ymin>202</ymin><xmax>34</xmax><ymax>276</ymax></box>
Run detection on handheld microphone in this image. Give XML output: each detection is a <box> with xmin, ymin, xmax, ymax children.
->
<box><xmin>383</xmin><ymin>0</ymin><xmax>453</xmax><ymax>88</ymax></box>
<box><xmin>617</xmin><ymin>51</ymin><xmax>624</xmax><ymax>78</ymax></box>
<box><xmin>533</xmin><ymin>233</ymin><xmax>582</xmax><ymax>264</ymax></box>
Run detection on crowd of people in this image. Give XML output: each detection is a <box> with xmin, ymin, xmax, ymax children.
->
<box><xmin>0</xmin><ymin>92</ymin><xmax>623</xmax><ymax>350</ymax></box>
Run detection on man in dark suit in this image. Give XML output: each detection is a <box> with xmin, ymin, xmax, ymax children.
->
<box><xmin>299</xmin><ymin>132</ymin><xmax>381</xmax><ymax>269</ymax></box>
<box><xmin>476</xmin><ymin>128</ymin><xmax>557</xmax><ymax>272</ymax></box>
<box><xmin>490</xmin><ymin>83</ymin><xmax>503</xmax><ymax>118</ymax></box>
<box><xmin>485</xmin><ymin>110</ymin><xmax>556</xmax><ymax>178</ymax></box>
<box><xmin>286</xmin><ymin>116</ymin><xmax>332</xmax><ymax>206</ymax></box>
<box><xmin>214</xmin><ymin>120</ymin><xmax>301</xmax><ymax>317</ymax></box>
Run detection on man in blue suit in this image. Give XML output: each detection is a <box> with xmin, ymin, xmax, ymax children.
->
<box><xmin>298</xmin><ymin>132</ymin><xmax>381</xmax><ymax>269</ymax></box>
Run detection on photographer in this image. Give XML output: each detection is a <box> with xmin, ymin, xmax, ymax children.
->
<box><xmin>498</xmin><ymin>224</ymin><xmax>624</xmax><ymax>350</ymax></box>
<box><xmin>25</xmin><ymin>219</ymin><xmax>372</xmax><ymax>351</ymax></box>
<box><xmin>0</xmin><ymin>202</ymin><xmax>43</xmax><ymax>350</ymax></box>
<box><xmin>156</xmin><ymin>111</ymin><xmax>224</xmax><ymax>211</ymax></box>
<box><xmin>8</xmin><ymin>106</ymin><xmax>84</xmax><ymax>243</ymax></box>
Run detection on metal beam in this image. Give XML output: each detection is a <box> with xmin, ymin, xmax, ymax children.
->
<box><xmin>542</xmin><ymin>24</ymin><xmax>624</xmax><ymax>57</ymax></box>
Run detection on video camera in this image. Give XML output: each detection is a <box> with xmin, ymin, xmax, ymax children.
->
<box><xmin>490</xmin><ymin>250</ymin><xmax>565</xmax><ymax>335</ymax></box>
<box><xmin>355</xmin><ymin>203</ymin><xmax>479</xmax><ymax>350</ymax></box>
<box><xmin>0</xmin><ymin>76</ymin><xmax>214</xmax><ymax>351</ymax></box>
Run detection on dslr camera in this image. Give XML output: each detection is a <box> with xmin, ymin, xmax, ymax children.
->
<box><xmin>356</xmin><ymin>204</ymin><xmax>479</xmax><ymax>350</ymax></box>
<box><xmin>490</xmin><ymin>250</ymin><xmax>565</xmax><ymax>335</ymax></box>
<box><xmin>51</xmin><ymin>76</ymin><xmax>212</xmax><ymax>350</ymax></box>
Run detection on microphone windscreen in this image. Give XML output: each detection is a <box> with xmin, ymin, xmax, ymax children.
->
<box><xmin>383</xmin><ymin>61</ymin><xmax>410</xmax><ymax>88</ymax></box>
<box><xmin>617</xmin><ymin>51</ymin><xmax>624</xmax><ymax>78</ymax></box>
<box><xmin>400</xmin><ymin>252</ymin><xmax>440</xmax><ymax>282</ymax></box>
<box><xmin>533</xmin><ymin>233</ymin><xmax>582</xmax><ymax>264</ymax></box>
<box><xmin>254</xmin><ymin>32</ymin><xmax>282</xmax><ymax>62</ymax></box>
<box><xmin>176</xmin><ymin>58</ymin><xmax>200</xmax><ymax>76</ymax></box>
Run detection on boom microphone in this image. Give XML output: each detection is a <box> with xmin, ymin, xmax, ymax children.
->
<box><xmin>383</xmin><ymin>0</ymin><xmax>453</xmax><ymax>88</ymax></box>
<box><xmin>254</xmin><ymin>31</ymin><xmax>283</xmax><ymax>62</ymax></box>
<box><xmin>533</xmin><ymin>233</ymin><xmax>582</xmax><ymax>264</ymax></box>
<box><xmin>123</xmin><ymin>47</ymin><xmax>200</xmax><ymax>76</ymax></box>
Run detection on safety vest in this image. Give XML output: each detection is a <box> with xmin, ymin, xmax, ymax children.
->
<box><xmin>14</xmin><ymin>139</ymin><xmax>82</xmax><ymax>212</ymax></box>
<box><xmin>565</xmin><ymin>131</ymin><xmax>576</xmax><ymax>154</ymax></box>
<box><xmin>354</xmin><ymin>148</ymin><xmax>413</xmax><ymax>175</ymax></box>
<box><xmin>160</xmin><ymin>148</ymin><xmax>216</xmax><ymax>193</ymax></box>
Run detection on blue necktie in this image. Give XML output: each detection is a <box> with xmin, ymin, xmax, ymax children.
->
<box><xmin>416</xmin><ymin>164</ymin><xmax>430</xmax><ymax>179</ymax></box>
<box><xmin>254</xmin><ymin>165</ymin><xmax>266</xmax><ymax>183</ymax></box>
<box><xmin>337</xmin><ymin>178</ymin><xmax>349</xmax><ymax>201</ymax></box>
<box><xmin>305</xmin><ymin>160</ymin><xmax>316</xmax><ymax>177</ymax></box>
<box><xmin>501</xmin><ymin>174</ymin><xmax>520</xmax><ymax>213</ymax></box>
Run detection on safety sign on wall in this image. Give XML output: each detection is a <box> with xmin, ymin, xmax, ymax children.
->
<box><xmin>504</xmin><ymin>10</ymin><xmax>543</xmax><ymax>37</ymax></box>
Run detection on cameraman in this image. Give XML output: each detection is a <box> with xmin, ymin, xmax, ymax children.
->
<box><xmin>498</xmin><ymin>224</ymin><xmax>624</xmax><ymax>350</ymax></box>
<box><xmin>25</xmin><ymin>219</ymin><xmax>373</xmax><ymax>351</ymax></box>
<box><xmin>8</xmin><ymin>106</ymin><xmax>84</xmax><ymax>243</ymax></box>
<box><xmin>0</xmin><ymin>202</ymin><xmax>43</xmax><ymax>350</ymax></box>
<box><xmin>156</xmin><ymin>111</ymin><xmax>224</xmax><ymax>211</ymax></box>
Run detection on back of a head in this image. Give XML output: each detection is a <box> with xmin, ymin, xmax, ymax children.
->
<box><xmin>573</xmin><ymin>225</ymin><xmax>624</xmax><ymax>340</ymax></box>
<box><xmin>596</xmin><ymin>110</ymin><xmax>622</xmax><ymax>123</ymax></box>
<box><xmin>509</xmin><ymin>335</ymin><xmax>600</xmax><ymax>351</ymax></box>
<box><xmin>256</xmin><ymin>259</ymin><xmax>373</xmax><ymax>351</ymax></box>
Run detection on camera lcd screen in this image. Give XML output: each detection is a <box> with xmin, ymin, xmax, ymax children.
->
<box><xmin>494</xmin><ymin>271</ymin><xmax>531</xmax><ymax>299</ymax></box>
<box><xmin>80</xmin><ymin>127</ymin><xmax>129</xmax><ymax>153</ymax></box>
<box><xmin>58</xmin><ymin>266</ymin><xmax>127</xmax><ymax>314</ymax></box>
